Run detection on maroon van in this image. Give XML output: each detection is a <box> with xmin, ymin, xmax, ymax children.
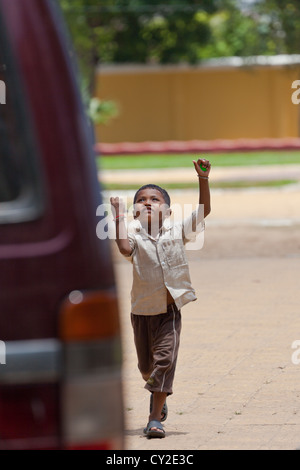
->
<box><xmin>0</xmin><ymin>0</ymin><xmax>124</xmax><ymax>450</ymax></box>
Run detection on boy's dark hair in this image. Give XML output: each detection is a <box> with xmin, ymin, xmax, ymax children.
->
<box><xmin>133</xmin><ymin>184</ymin><xmax>171</xmax><ymax>207</ymax></box>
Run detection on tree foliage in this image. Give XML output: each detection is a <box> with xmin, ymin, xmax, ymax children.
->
<box><xmin>255</xmin><ymin>0</ymin><xmax>300</xmax><ymax>55</ymax></box>
<box><xmin>59</xmin><ymin>0</ymin><xmax>300</xmax><ymax>93</ymax></box>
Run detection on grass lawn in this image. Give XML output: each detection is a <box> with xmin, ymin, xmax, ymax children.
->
<box><xmin>97</xmin><ymin>151</ymin><xmax>300</xmax><ymax>171</ymax></box>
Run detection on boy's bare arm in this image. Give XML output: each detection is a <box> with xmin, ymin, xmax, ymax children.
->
<box><xmin>193</xmin><ymin>158</ymin><xmax>211</xmax><ymax>218</ymax></box>
<box><xmin>110</xmin><ymin>196</ymin><xmax>132</xmax><ymax>256</ymax></box>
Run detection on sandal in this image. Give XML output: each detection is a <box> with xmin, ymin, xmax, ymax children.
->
<box><xmin>144</xmin><ymin>420</ymin><xmax>165</xmax><ymax>439</ymax></box>
<box><xmin>150</xmin><ymin>393</ymin><xmax>168</xmax><ymax>422</ymax></box>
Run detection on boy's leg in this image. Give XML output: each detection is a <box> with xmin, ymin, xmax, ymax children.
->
<box><xmin>131</xmin><ymin>305</ymin><xmax>181</xmax><ymax>435</ymax></box>
<box><xmin>145</xmin><ymin>305</ymin><xmax>181</xmax><ymax>435</ymax></box>
<box><xmin>147</xmin><ymin>391</ymin><xmax>167</xmax><ymax>434</ymax></box>
<box><xmin>131</xmin><ymin>313</ymin><xmax>153</xmax><ymax>381</ymax></box>
<box><xmin>145</xmin><ymin>304</ymin><xmax>181</xmax><ymax>396</ymax></box>
<box><xmin>131</xmin><ymin>314</ymin><xmax>166</xmax><ymax>430</ymax></box>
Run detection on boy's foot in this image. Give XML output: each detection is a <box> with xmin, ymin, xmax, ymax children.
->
<box><xmin>143</xmin><ymin>420</ymin><xmax>165</xmax><ymax>438</ymax></box>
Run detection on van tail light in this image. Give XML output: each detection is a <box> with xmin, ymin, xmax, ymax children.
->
<box><xmin>59</xmin><ymin>289</ymin><xmax>124</xmax><ymax>450</ymax></box>
<box><xmin>59</xmin><ymin>290</ymin><xmax>121</xmax><ymax>342</ymax></box>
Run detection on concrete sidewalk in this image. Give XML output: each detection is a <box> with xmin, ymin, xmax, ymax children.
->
<box><xmin>109</xmin><ymin>184</ymin><xmax>300</xmax><ymax>450</ymax></box>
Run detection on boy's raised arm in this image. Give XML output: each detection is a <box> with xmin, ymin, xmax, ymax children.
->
<box><xmin>110</xmin><ymin>196</ymin><xmax>133</xmax><ymax>256</ymax></box>
<box><xmin>193</xmin><ymin>158</ymin><xmax>211</xmax><ymax>218</ymax></box>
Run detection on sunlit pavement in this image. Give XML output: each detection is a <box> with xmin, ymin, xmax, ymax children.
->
<box><xmin>100</xmin><ymin>163</ymin><xmax>300</xmax><ymax>185</ymax></box>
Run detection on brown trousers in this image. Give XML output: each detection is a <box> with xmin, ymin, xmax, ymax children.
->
<box><xmin>131</xmin><ymin>303</ymin><xmax>181</xmax><ymax>396</ymax></box>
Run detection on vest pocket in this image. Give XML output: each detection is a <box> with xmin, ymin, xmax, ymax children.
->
<box><xmin>162</xmin><ymin>240</ymin><xmax>187</xmax><ymax>268</ymax></box>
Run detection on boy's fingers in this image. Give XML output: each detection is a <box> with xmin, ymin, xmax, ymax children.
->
<box><xmin>198</xmin><ymin>158</ymin><xmax>211</xmax><ymax>170</ymax></box>
<box><xmin>110</xmin><ymin>196</ymin><xmax>123</xmax><ymax>206</ymax></box>
<box><xmin>193</xmin><ymin>159</ymin><xmax>207</xmax><ymax>171</ymax></box>
<box><xmin>193</xmin><ymin>159</ymin><xmax>200</xmax><ymax>170</ymax></box>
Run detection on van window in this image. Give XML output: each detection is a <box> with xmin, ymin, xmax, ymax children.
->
<box><xmin>0</xmin><ymin>15</ymin><xmax>43</xmax><ymax>224</ymax></box>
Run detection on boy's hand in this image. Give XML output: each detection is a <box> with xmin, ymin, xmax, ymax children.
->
<box><xmin>110</xmin><ymin>196</ymin><xmax>126</xmax><ymax>217</ymax></box>
<box><xmin>193</xmin><ymin>158</ymin><xmax>211</xmax><ymax>178</ymax></box>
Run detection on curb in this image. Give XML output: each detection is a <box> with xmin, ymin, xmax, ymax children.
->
<box><xmin>95</xmin><ymin>138</ymin><xmax>300</xmax><ymax>156</ymax></box>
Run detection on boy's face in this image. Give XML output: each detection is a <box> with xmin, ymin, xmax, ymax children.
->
<box><xmin>134</xmin><ymin>188</ymin><xmax>171</xmax><ymax>226</ymax></box>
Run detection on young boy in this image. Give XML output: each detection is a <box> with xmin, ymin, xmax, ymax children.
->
<box><xmin>110</xmin><ymin>158</ymin><xmax>211</xmax><ymax>438</ymax></box>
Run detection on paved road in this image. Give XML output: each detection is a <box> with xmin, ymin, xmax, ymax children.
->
<box><xmin>103</xmin><ymin>166</ymin><xmax>300</xmax><ymax>450</ymax></box>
